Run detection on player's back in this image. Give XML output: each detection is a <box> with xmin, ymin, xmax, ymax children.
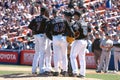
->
<box><xmin>51</xmin><ymin>16</ymin><xmax>67</xmax><ymax>35</ymax></box>
<box><xmin>28</xmin><ymin>15</ymin><xmax>49</xmax><ymax>34</ymax></box>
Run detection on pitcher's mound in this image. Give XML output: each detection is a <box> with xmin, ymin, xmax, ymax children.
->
<box><xmin>0</xmin><ymin>73</ymin><xmax>101</xmax><ymax>80</ymax></box>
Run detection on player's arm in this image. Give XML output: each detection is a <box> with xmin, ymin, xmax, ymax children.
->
<box><xmin>100</xmin><ymin>44</ymin><xmax>108</xmax><ymax>49</ymax></box>
<box><xmin>113</xmin><ymin>43</ymin><xmax>120</xmax><ymax>47</ymax></box>
<box><xmin>28</xmin><ymin>19</ymin><xmax>36</xmax><ymax>31</ymax></box>
<box><xmin>65</xmin><ymin>20</ymin><xmax>74</xmax><ymax>37</ymax></box>
<box><xmin>45</xmin><ymin>20</ymin><xmax>53</xmax><ymax>40</ymax></box>
<box><xmin>92</xmin><ymin>40</ymin><xmax>95</xmax><ymax>52</ymax></box>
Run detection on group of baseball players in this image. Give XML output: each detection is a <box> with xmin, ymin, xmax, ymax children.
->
<box><xmin>28</xmin><ymin>0</ymin><xmax>120</xmax><ymax>78</ymax></box>
<box><xmin>92</xmin><ymin>28</ymin><xmax>120</xmax><ymax>73</ymax></box>
<box><xmin>28</xmin><ymin>0</ymin><xmax>91</xmax><ymax>78</ymax></box>
<box><xmin>93</xmin><ymin>32</ymin><xmax>120</xmax><ymax>73</ymax></box>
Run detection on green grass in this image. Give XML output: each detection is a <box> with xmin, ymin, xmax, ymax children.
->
<box><xmin>86</xmin><ymin>73</ymin><xmax>120</xmax><ymax>80</ymax></box>
<box><xmin>0</xmin><ymin>64</ymin><xmax>31</xmax><ymax>75</ymax></box>
<box><xmin>0</xmin><ymin>64</ymin><xmax>120</xmax><ymax>80</ymax></box>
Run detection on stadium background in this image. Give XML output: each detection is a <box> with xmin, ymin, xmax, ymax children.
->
<box><xmin>0</xmin><ymin>0</ymin><xmax>120</xmax><ymax>80</ymax></box>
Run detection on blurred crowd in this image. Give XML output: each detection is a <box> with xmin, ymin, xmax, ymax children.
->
<box><xmin>0</xmin><ymin>0</ymin><xmax>120</xmax><ymax>50</ymax></box>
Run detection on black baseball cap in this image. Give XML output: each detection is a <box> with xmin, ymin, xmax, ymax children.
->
<box><xmin>73</xmin><ymin>10</ymin><xmax>81</xmax><ymax>17</ymax></box>
<box><xmin>41</xmin><ymin>6</ymin><xmax>48</xmax><ymax>12</ymax></box>
<box><xmin>64</xmin><ymin>11</ymin><xmax>73</xmax><ymax>17</ymax></box>
<box><xmin>52</xmin><ymin>8</ymin><xmax>58</xmax><ymax>14</ymax></box>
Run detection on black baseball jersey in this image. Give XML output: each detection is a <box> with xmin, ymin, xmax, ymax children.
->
<box><xmin>72</xmin><ymin>20</ymin><xmax>91</xmax><ymax>40</ymax></box>
<box><xmin>28</xmin><ymin>15</ymin><xmax>49</xmax><ymax>35</ymax></box>
<box><xmin>46</xmin><ymin>16</ymin><xmax>73</xmax><ymax>37</ymax></box>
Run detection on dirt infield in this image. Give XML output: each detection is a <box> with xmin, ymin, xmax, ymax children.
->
<box><xmin>0</xmin><ymin>65</ymin><xmax>102</xmax><ymax>80</ymax></box>
<box><xmin>0</xmin><ymin>73</ymin><xmax>101</xmax><ymax>80</ymax></box>
<box><xmin>0</xmin><ymin>77</ymin><xmax>101</xmax><ymax>80</ymax></box>
<box><xmin>0</xmin><ymin>65</ymin><xmax>119</xmax><ymax>80</ymax></box>
<box><xmin>0</xmin><ymin>66</ymin><xmax>31</xmax><ymax>72</ymax></box>
<box><xmin>0</xmin><ymin>66</ymin><xmax>96</xmax><ymax>74</ymax></box>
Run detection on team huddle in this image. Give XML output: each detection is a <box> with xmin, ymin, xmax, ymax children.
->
<box><xmin>28</xmin><ymin>3</ymin><xmax>90</xmax><ymax>78</ymax></box>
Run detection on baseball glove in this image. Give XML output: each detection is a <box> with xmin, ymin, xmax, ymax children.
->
<box><xmin>66</xmin><ymin>36</ymin><xmax>75</xmax><ymax>44</ymax></box>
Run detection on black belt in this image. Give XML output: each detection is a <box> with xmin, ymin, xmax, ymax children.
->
<box><xmin>75</xmin><ymin>38</ymin><xmax>87</xmax><ymax>40</ymax></box>
<box><xmin>53</xmin><ymin>33</ymin><xmax>65</xmax><ymax>36</ymax></box>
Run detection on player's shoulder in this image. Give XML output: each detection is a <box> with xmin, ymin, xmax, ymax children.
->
<box><xmin>52</xmin><ymin>16</ymin><xmax>62</xmax><ymax>23</ymax></box>
<box><xmin>109</xmin><ymin>39</ymin><xmax>113</xmax><ymax>43</ymax></box>
<box><xmin>35</xmin><ymin>15</ymin><xmax>48</xmax><ymax>19</ymax></box>
<box><xmin>34</xmin><ymin>15</ymin><xmax>40</xmax><ymax>18</ymax></box>
<box><xmin>46</xmin><ymin>19</ymin><xmax>52</xmax><ymax>24</ymax></box>
<box><xmin>101</xmin><ymin>38</ymin><xmax>106</xmax><ymax>43</ymax></box>
<box><xmin>49</xmin><ymin>18</ymin><xmax>55</xmax><ymax>23</ymax></box>
<box><xmin>33</xmin><ymin>15</ymin><xmax>41</xmax><ymax>21</ymax></box>
<box><xmin>43</xmin><ymin>15</ymin><xmax>49</xmax><ymax>20</ymax></box>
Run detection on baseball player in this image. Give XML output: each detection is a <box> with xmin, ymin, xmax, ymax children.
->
<box><xmin>70</xmin><ymin>10</ymin><xmax>91</xmax><ymax>78</ymax></box>
<box><xmin>44</xmin><ymin>19</ymin><xmax>53</xmax><ymax>75</ymax></box>
<box><xmin>28</xmin><ymin>6</ymin><xmax>49</xmax><ymax>75</ymax></box>
<box><xmin>113</xmin><ymin>35</ymin><xmax>120</xmax><ymax>72</ymax></box>
<box><xmin>96</xmin><ymin>33</ymin><xmax>113</xmax><ymax>73</ymax></box>
<box><xmin>47</xmin><ymin>8</ymin><xmax>74</xmax><ymax>76</ymax></box>
<box><xmin>64</xmin><ymin>11</ymin><xmax>75</xmax><ymax>76</ymax></box>
<box><xmin>92</xmin><ymin>32</ymin><xmax>102</xmax><ymax>69</ymax></box>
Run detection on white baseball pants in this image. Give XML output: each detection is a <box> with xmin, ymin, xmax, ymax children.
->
<box><xmin>70</xmin><ymin>39</ymin><xmax>87</xmax><ymax>76</ymax></box>
<box><xmin>114</xmin><ymin>51</ymin><xmax>120</xmax><ymax>71</ymax></box>
<box><xmin>32</xmin><ymin>34</ymin><xmax>46</xmax><ymax>74</ymax></box>
<box><xmin>44</xmin><ymin>38</ymin><xmax>52</xmax><ymax>71</ymax></box>
<box><xmin>53</xmin><ymin>35</ymin><xmax>68</xmax><ymax>72</ymax></box>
